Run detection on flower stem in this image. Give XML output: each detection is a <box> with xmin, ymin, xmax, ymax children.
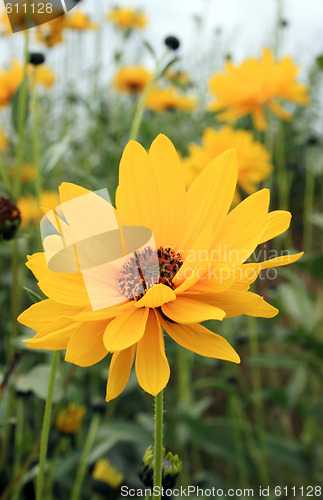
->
<box><xmin>154</xmin><ymin>390</ymin><xmax>164</xmax><ymax>499</ymax></box>
<box><xmin>36</xmin><ymin>351</ymin><xmax>60</xmax><ymax>500</ymax></box>
<box><xmin>71</xmin><ymin>414</ymin><xmax>100</xmax><ymax>500</ymax></box>
<box><xmin>14</xmin><ymin>26</ymin><xmax>29</xmax><ymax>201</ymax></box>
<box><xmin>129</xmin><ymin>51</ymin><xmax>168</xmax><ymax>141</ymax></box>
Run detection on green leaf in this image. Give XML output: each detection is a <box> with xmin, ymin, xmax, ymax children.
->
<box><xmin>316</xmin><ymin>55</ymin><xmax>323</xmax><ymax>70</ymax></box>
<box><xmin>142</xmin><ymin>39</ymin><xmax>156</xmax><ymax>59</ymax></box>
<box><xmin>14</xmin><ymin>364</ymin><xmax>63</xmax><ymax>402</ymax></box>
<box><xmin>246</xmin><ymin>354</ymin><xmax>298</xmax><ymax>369</ymax></box>
<box><xmin>286</xmin><ymin>366</ymin><xmax>307</xmax><ymax>409</ymax></box>
<box><xmin>11</xmin><ymin>77</ymin><xmax>30</xmax><ymax>132</ymax></box>
<box><xmin>158</xmin><ymin>57</ymin><xmax>181</xmax><ymax>79</ymax></box>
<box><xmin>41</xmin><ymin>136</ymin><xmax>70</xmax><ymax>174</ymax></box>
<box><xmin>23</xmin><ymin>287</ymin><xmax>44</xmax><ymax>304</ymax></box>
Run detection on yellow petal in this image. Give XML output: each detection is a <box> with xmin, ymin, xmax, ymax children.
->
<box><xmin>148</xmin><ymin>134</ymin><xmax>187</xmax><ymax>248</ymax></box>
<box><xmin>106</xmin><ymin>346</ymin><xmax>136</xmax><ymax>402</ymax></box>
<box><xmin>249</xmin><ymin>299</ymin><xmax>279</xmax><ymax>318</ymax></box>
<box><xmin>252</xmin><ymin>106</ymin><xmax>267</xmax><ymax>130</ymax></box>
<box><xmin>267</xmin><ymin>100</ymin><xmax>292</xmax><ymax>121</ymax></box>
<box><xmin>203</xmin><ymin>290</ymin><xmax>263</xmax><ymax>318</ymax></box>
<box><xmin>17</xmin><ymin>299</ymin><xmax>77</xmax><ymax>330</ymax></box>
<box><xmin>58</xmin><ymin>182</ymin><xmax>91</xmax><ymax>204</ymax></box>
<box><xmin>213</xmin><ymin>189</ymin><xmax>270</xmax><ymax>265</ymax></box>
<box><xmin>103</xmin><ymin>307</ymin><xmax>149</xmax><ymax>351</ymax></box>
<box><xmin>178</xmin><ymin>149</ymin><xmax>238</xmax><ymax>250</ymax></box>
<box><xmin>134</xmin><ymin>283</ymin><xmax>176</xmax><ymax>309</ymax></box>
<box><xmin>259</xmin><ymin>252</ymin><xmax>303</xmax><ymax>269</ymax></box>
<box><xmin>38</xmin><ymin>276</ymin><xmax>90</xmax><ymax>307</ymax></box>
<box><xmin>162</xmin><ymin>294</ymin><xmax>225</xmax><ymax>324</ymax></box>
<box><xmin>116</xmin><ymin>140</ymin><xmax>162</xmax><ymax>245</ymax></box>
<box><xmin>160</xmin><ymin>318</ymin><xmax>240</xmax><ymax>363</ymax></box>
<box><xmin>65</xmin><ymin>321</ymin><xmax>109</xmax><ymax>367</ymax></box>
<box><xmin>135</xmin><ymin>310</ymin><xmax>170</xmax><ymax>396</ymax></box>
<box><xmin>25</xmin><ymin>322</ymin><xmax>79</xmax><ymax>350</ymax></box>
<box><xmin>173</xmin><ymin>226</ymin><xmax>213</xmax><ymax>286</ymax></box>
<box><xmin>260</xmin><ymin>210</ymin><xmax>291</xmax><ymax>244</ymax></box>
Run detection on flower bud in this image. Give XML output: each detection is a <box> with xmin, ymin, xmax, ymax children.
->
<box><xmin>0</xmin><ymin>197</ymin><xmax>21</xmax><ymax>241</ymax></box>
<box><xmin>138</xmin><ymin>445</ymin><xmax>182</xmax><ymax>490</ymax></box>
<box><xmin>164</xmin><ymin>36</ymin><xmax>180</xmax><ymax>51</ymax></box>
<box><xmin>29</xmin><ymin>52</ymin><xmax>45</xmax><ymax>66</ymax></box>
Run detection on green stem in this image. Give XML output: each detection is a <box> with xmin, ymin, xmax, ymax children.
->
<box><xmin>36</xmin><ymin>351</ymin><xmax>60</xmax><ymax>500</ymax></box>
<box><xmin>32</xmin><ymin>84</ymin><xmax>41</xmax><ymax>206</ymax></box>
<box><xmin>129</xmin><ymin>52</ymin><xmax>168</xmax><ymax>141</ymax></box>
<box><xmin>303</xmin><ymin>149</ymin><xmax>315</xmax><ymax>253</ymax></box>
<box><xmin>71</xmin><ymin>414</ymin><xmax>100</xmax><ymax>500</ymax></box>
<box><xmin>11</xmin><ymin>398</ymin><xmax>24</xmax><ymax>500</ymax></box>
<box><xmin>14</xmin><ymin>27</ymin><xmax>30</xmax><ymax>201</ymax></box>
<box><xmin>0</xmin><ymin>155</ymin><xmax>12</xmax><ymax>194</ymax></box>
<box><xmin>153</xmin><ymin>391</ymin><xmax>164</xmax><ymax>499</ymax></box>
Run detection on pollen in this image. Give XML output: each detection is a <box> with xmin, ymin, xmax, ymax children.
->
<box><xmin>118</xmin><ymin>246</ymin><xmax>183</xmax><ymax>301</ymax></box>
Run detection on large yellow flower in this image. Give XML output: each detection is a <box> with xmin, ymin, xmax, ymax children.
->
<box><xmin>18</xmin><ymin>135</ymin><xmax>302</xmax><ymax>401</ymax></box>
<box><xmin>184</xmin><ymin>126</ymin><xmax>273</xmax><ymax>198</ymax></box>
<box><xmin>113</xmin><ymin>66</ymin><xmax>152</xmax><ymax>95</ymax></box>
<box><xmin>208</xmin><ymin>48</ymin><xmax>309</xmax><ymax>130</ymax></box>
<box><xmin>107</xmin><ymin>7</ymin><xmax>147</xmax><ymax>31</ymax></box>
<box><xmin>146</xmin><ymin>87</ymin><xmax>196</xmax><ymax>113</ymax></box>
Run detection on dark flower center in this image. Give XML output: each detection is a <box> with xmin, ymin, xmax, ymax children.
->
<box><xmin>118</xmin><ymin>246</ymin><xmax>183</xmax><ymax>301</ymax></box>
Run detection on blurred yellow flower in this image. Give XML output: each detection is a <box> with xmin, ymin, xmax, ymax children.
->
<box><xmin>29</xmin><ymin>65</ymin><xmax>56</xmax><ymax>89</ymax></box>
<box><xmin>208</xmin><ymin>48</ymin><xmax>310</xmax><ymax>130</ymax></box>
<box><xmin>92</xmin><ymin>459</ymin><xmax>124</xmax><ymax>489</ymax></box>
<box><xmin>0</xmin><ymin>60</ymin><xmax>23</xmax><ymax>109</ymax></box>
<box><xmin>18</xmin><ymin>191</ymin><xmax>59</xmax><ymax>228</ymax></box>
<box><xmin>64</xmin><ymin>11</ymin><xmax>98</xmax><ymax>31</ymax></box>
<box><xmin>0</xmin><ymin>127</ymin><xmax>8</xmax><ymax>152</ymax></box>
<box><xmin>56</xmin><ymin>403</ymin><xmax>86</xmax><ymax>435</ymax></box>
<box><xmin>107</xmin><ymin>6</ymin><xmax>147</xmax><ymax>31</ymax></box>
<box><xmin>10</xmin><ymin>164</ymin><xmax>37</xmax><ymax>183</ymax></box>
<box><xmin>18</xmin><ymin>135</ymin><xmax>302</xmax><ymax>401</ymax></box>
<box><xmin>184</xmin><ymin>126</ymin><xmax>273</xmax><ymax>199</ymax></box>
<box><xmin>36</xmin><ymin>18</ymin><xmax>65</xmax><ymax>48</ymax></box>
<box><xmin>146</xmin><ymin>87</ymin><xmax>196</xmax><ymax>113</ymax></box>
<box><xmin>113</xmin><ymin>66</ymin><xmax>152</xmax><ymax>95</ymax></box>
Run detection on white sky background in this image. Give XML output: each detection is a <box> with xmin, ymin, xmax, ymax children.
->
<box><xmin>1</xmin><ymin>0</ymin><xmax>323</xmax><ymax>80</ymax></box>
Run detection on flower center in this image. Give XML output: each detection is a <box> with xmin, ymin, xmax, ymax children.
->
<box><xmin>118</xmin><ymin>246</ymin><xmax>183</xmax><ymax>301</ymax></box>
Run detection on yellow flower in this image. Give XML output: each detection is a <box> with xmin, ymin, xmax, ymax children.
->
<box><xmin>0</xmin><ymin>60</ymin><xmax>23</xmax><ymax>109</ymax></box>
<box><xmin>10</xmin><ymin>164</ymin><xmax>37</xmax><ymax>183</ymax></box>
<box><xmin>146</xmin><ymin>87</ymin><xmax>196</xmax><ymax>112</ymax></box>
<box><xmin>107</xmin><ymin>7</ymin><xmax>147</xmax><ymax>31</ymax></box>
<box><xmin>184</xmin><ymin>126</ymin><xmax>273</xmax><ymax>199</ymax></box>
<box><xmin>64</xmin><ymin>11</ymin><xmax>98</xmax><ymax>31</ymax></box>
<box><xmin>92</xmin><ymin>459</ymin><xmax>124</xmax><ymax>489</ymax></box>
<box><xmin>208</xmin><ymin>48</ymin><xmax>310</xmax><ymax>130</ymax></box>
<box><xmin>0</xmin><ymin>127</ymin><xmax>8</xmax><ymax>152</ymax></box>
<box><xmin>56</xmin><ymin>403</ymin><xmax>85</xmax><ymax>435</ymax></box>
<box><xmin>36</xmin><ymin>18</ymin><xmax>65</xmax><ymax>48</ymax></box>
<box><xmin>113</xmin><ymin>66</ymin><xmax>152</xmax><ymax>95</ymax></box>
<box><xmin>18</xmin><ymin>135</ymin><xmax>302</xmax><ymax>401</ymax></box>
<box><xmin>18</xmin><ymin>192</ymin><xmax>59</xmax><ymax>229</ymax></box>
<box><xmin>29</xmin><ymin>65</ymin><xmax>56</xmax><ymax>89</ymax></box>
